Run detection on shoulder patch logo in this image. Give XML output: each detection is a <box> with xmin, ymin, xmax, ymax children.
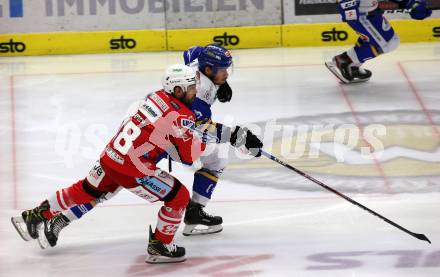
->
<box><xmin>139</xmin><ymin>98</ymin><xmax>163</xmax><ymax>123</ymax></box>
<box><xmin>150</xmin><ymin>93</ymin><xmax>170</xmax><ymax>112</ymax></box>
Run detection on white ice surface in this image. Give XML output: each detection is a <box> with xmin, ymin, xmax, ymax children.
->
<box><xmin>0</xmin><ymin>43</ymin><xmax>439</xmax><ymax>276</ymax></box>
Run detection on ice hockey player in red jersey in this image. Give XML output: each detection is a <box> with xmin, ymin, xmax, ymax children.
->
<box><xmin>11</xmin><ymin>64</ymin><xmax>205</xmax><ymax>264</ymax></box>
<box><xmin>12</xmin><ymin>57</ymin><xmax>264</xmax><ymax>255</ymax></box>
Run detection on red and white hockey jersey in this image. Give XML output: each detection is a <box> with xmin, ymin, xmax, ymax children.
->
<box><xmin>100</xmin><ymin>89</ymin><xmax>205</xmax><ymax>177</ymax></box>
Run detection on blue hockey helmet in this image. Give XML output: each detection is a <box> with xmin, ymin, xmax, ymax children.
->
<box><xmin>197</xmin><ymin>44</ymin><xmax>233</xmax><ymax>73</ymax></box>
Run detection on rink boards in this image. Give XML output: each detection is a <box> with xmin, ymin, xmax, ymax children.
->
<box><xmin>1</xmin><ymin>18</ymin><xmax>440</xmax><ymax>56</ymax></box>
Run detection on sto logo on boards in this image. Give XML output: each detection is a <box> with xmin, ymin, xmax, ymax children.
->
<box><xmin>110</xmin><ymin>35</ymin><xmax>137</xmax><ymax>50</ymax></box>
<box><xmin>433</xmin><ymin>27</ymin><xmax>440</xmax><ymax>38</ymax></box>
<box><xmin>0</xmin><ymin>39</ymin><xmax>26</xmax><ymax>53</ymax></box>
<box><xmin>213</xmin><ymin>32</ymin><xmax>240</xmax><ymax>46</ymax></box>
<box><xmin>321</xmin><ymin>28</ymin><xmax>349</xmax><ymax>42</ymax></box>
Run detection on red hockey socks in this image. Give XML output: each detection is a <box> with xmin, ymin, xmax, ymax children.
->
<box><xmin>45</xmin><ymin>179</ymin><xmax>97</xmax><ymax>217</ymax></box>
<box><xmin>154</xmin><ymin>185</ymin><xmax>189</xmax><ymax>244</ymax></box>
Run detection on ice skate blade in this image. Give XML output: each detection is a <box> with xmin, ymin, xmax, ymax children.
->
<box><xmin>182</xmin><ymin>224</ymin><xmax>223</xmax><ymax>236</ymax></box>
<box><xmin>145</xmin><ymin>254</ymin><xmax>186</xmax><ymax>264</ymax></box>
<box><xmin>325</xmin><ymin>62</ymin><xmax>370</xmax><ymax>84</ymax></box>
<box><xmin>37</xmin><ymin>223</ymin><xmax>50</xmax><ymax>249</ymax></box>
<box><xmin>11</xmin><ymin>216</ymin><xmax>32</xmax><ymax>241</ymax></box>
<box><xmin>325</xmin><ymin>61</ymin><xmax>351</xmax><ymax>84</ymax></box>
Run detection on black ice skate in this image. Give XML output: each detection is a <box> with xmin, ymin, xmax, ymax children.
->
<box><xmin>37</xmin><ymin>214</ymin><xmax>70</xmax><ymax>249</ymax></box>
<box><xmin>146</xmin><ymin>226</ymin><xmax>186</xmax><ymax>264</ymax></box>
<box><xmin>11</xmin><ymin>200</ymin><xmax>50</xmax><ymax>241</ymax></box>
<box><xmin>325</xmin><ymin>52</ymin><xmax>372</xmax><ymax>84</ymax></box>
<box><xmin>182</xmin><ymin>200</ymin><xmax>223</xmax><ymax>236</ymax></box>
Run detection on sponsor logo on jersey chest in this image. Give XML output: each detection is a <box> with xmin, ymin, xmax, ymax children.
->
<box><xmin>181</xmin><ymin>118</ymin><xmax>196</xmax><ymax>130</ymax></box>
<box><xmin>139</xmin><ymin>98</ymin><xmax>163</xmax><ymax>123</ymax></box>
<box><xmin>150</xmin><ymin>93</ymin><xmax>170</xmax><ymax>112</ymax></box>
<box><xmin>105</xmin><ymin>147</ymin><xmax>124</xmax><ymax>164</ymax></box>
<box><xmin>143</xmin><ymin>104</ymin><xmax>158</xmax><ymax>117</ymax></box>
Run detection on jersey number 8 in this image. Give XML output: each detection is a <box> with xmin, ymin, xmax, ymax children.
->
<box><xmin>113</xmin><ymin>121</ymin><xmax>141</xmax><ymax>155</ymax></box>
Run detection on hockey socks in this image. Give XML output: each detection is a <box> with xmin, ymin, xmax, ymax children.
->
<box><xmin>348</xmin><ymin>38</ymin><xmax>382</xmax><ymax>66</ymax></box>
<box><xmin>155</xmin><ymin>183</ymin><xmax>189</xmax><ymax>244</ymax></box>
<box><xmin>192</xmin><ymin>169</ymin><xmax>218</xmax><ymax>206</ymax></box>
<box><xmin>155</xmin><ymin>206</ymin><xmax>184</xmax><ymax>244</ymax></box>
<box><xmin>45</xmin><ymin>179</ymin><xmax>101</xmax><ymax>216</ymax></box>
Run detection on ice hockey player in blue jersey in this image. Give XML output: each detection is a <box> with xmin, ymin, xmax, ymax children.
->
<box><xmin>181</xmin><ymin>44</ymin><xmax>256</xmax><ymax>236</ymax></box>
<box><xmin>325</xmin><ymin>0</ymin><xmax>432</xmax><ymax>83</ymax></box>
<box><xmin>25</xmin><ymin>44</ymin><xmax>263</xmax><ymax>248</ymax></box>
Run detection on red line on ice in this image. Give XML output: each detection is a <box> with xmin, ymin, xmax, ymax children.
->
<box><xmin>397</xmin><ymin>62</ymin><xmax>440</xmax><ymax>139</ymax></box>
<box><xmin>337</xmin><ymin>83</ymin><xmax>392</xmax><ymax>193</ymax></box>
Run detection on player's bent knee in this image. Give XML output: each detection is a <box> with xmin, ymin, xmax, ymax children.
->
<box><xmin>65</xmin><ymin>179</ymin><xmax>100</xmax><ymax>206</ymax></box>
<box><xmin>164</xmin><ymin>182</ymin><xmax>190</xmax><ymax>210</ymax></box>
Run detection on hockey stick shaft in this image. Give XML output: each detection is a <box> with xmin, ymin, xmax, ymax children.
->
<box><xmin>192</xmin><ymin>125</ymin><xmax>430</xmax><ymax>242</ymax></box>
<box><xmin>379</xmin><ymin>0</ymin><xmax>440</xmax><ymax>10</ymax></box>
<box><xmin>260</xmin><ymin>150</ymin><xmax>431</xmax><ymax>244</ymax></box>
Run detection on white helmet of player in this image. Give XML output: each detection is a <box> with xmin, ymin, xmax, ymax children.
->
<box><xmin>162</xmin><ymin>64</ymin><xmax>197</xmax><ymax>94</ymax></box>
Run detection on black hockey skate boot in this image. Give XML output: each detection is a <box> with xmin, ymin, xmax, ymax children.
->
<box><xmin>350</xmin><ymin>66</ymin><xmax>372</xmax><ymax>81</ymax></box>
<box><xmin>325</xmin><ymin>52</ymin><xmax>372</xmax><ymax>84</ymax></box>
<box><xmin>11</xmin><ymin>200</ymin><xmax>50</xmax><ymax>241</ymax></box>
<box><xmin>146</xmin><ymin>226</ymin><xmax>186</xmax><ymax>264</ymax></box>
<box><xmin>182</xmin><ymin>200</ymin><xmax>223</xmax><ymax>236</ymax></box>
<box><xmin>38</xmin><ymin>214</ymin><xmax>70</xmax><ymax>249</ymax></box>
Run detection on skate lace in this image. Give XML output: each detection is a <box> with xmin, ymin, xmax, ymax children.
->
<box><xmin>200</xmin><ymin>208</ymin><xmax>216</xmax><ymax>219</ymax></box>
<box><xmin>51</xmin><ymin>216</ymin><xmax>69</xmax><ymax>236</ymax></box>
<box><xmin>165</xmin><ymin>242</ymin><xmax>178</xmax><ymax>253</ymax></box>
<box><xmin>29</xmin><ymin>210</ymin><xmax>45</xmax><ymax>222</ymax></box>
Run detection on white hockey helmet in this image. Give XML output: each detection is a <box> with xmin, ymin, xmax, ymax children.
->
<box><xmin>162</xmin><ymin>64</ymin><xmax>197</xmax><ymax>94</ymax></box>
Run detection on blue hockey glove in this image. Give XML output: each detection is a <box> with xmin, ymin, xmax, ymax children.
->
<box><xmin>183</xmin><ymin>46</ymin><xmax>203</xmax><ymax>65</ymax></box>
<box><xmin>337</xmin><ymin>0</ymin><xmax>360</xmax><ymax>22</ymax></box>
<box><xmin>409</xmin><ymin>0</ymin><xmax>432</xmax><ymax>20</ymax></box>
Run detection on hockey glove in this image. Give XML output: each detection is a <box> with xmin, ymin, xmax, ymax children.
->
<box><xmin>337</xmin><ymin>0</ymin><xmax>360</xmax><ymax>22</ymax></box>
<box><xmin>230</xmin><ymin>126</ymin><xmax>263</xmax><ymax>157</ymax></box>
<box><xmin>217</xmin><ymin>81</ymin><xmax>232</xmax><ymax>102</ymax></box>
<box><xmin>409</xmin><ymin>0</ymin><xmax>432</xmax><ymax>20</ymax></box>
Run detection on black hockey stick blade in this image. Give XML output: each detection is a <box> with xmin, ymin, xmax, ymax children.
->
<box><xmin>414</xmin><ymin>233</ymin><xmax>432</xmax><ymax>244</ymax></box>
<box><xmin>260</xmin><ymin>150</ymin><xmax>432</xmax><ymax>244</ymax></box>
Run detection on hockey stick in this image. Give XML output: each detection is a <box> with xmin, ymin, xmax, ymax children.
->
<box><xmin>191</xmin><ymin>125</ymin><xmax>430</xmax><ymax>243</ymax></box>
<box><xmin>260</xmin><ymin>150</ymin><xmax>432</xmax><ymax>244</ymax></box>
<box><xmin>379</xmin><ymin>0</ymin><xmax>440</xmax><ymax>10</ymax></box>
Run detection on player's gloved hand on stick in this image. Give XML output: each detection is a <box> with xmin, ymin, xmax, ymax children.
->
<box><xmin>409</xmin><ymin>0</ymin><xmax>432</xmax><ymax>20</ymax></box>
<box><xmin>230</xmin><ymin>126</ymin><xmax>263</xmax><ymax>157</ymax></box>
<box><xmin>217</xmin><ymin>81</ymin><xmax>232</xmax><ymax>102</ymax></box>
